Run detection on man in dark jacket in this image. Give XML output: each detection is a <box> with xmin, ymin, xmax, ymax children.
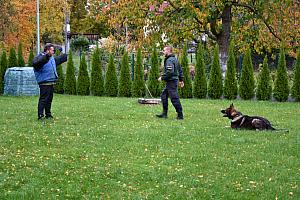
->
<box><xmin>33</xmin><ymin>43</ymin><xmax>67</xmax><ymax>120</ymax></box>
<box><xmin>156</xmin><ymin>45</ymin><xmax>184</xmax><ymax>120</ymax></box>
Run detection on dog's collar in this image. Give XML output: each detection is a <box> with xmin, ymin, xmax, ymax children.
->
<box><xmin>231</xmin><ymin>115</ymin><xmax>245</xmax><ymax>126</ymax></box>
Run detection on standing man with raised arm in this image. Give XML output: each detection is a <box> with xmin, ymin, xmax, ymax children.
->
<box><xmin>33</xmin><ymin>43</ymin><xmax>68</xmax><ymax>120</ymax></box>
<box><xmin>156</xmin><ymin>45</ymin><xmax>184</xmax><ymax>120</ymax></box>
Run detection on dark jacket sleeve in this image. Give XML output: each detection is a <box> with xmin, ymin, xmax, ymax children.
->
<box><xmin>54</xmin><ymin>54</ymin><xmax>68</xmax><ymax>66</ymax></box>
<box><xmin>32</xmin><ymin>54</ymin><xmax>49</xmax><ymax>70</ymax></box>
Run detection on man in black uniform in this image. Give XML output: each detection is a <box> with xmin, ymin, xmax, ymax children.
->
<box><xmin>156</xmin><ymin>45</ymin><xmax>184</xmax><ymax>120</ymax></box>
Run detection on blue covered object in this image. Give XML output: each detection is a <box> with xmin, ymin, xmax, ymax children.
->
<box><xmin>4</xmin><ymin>67</ymin><xmax>39</xmax><ymax>96</ymax></box>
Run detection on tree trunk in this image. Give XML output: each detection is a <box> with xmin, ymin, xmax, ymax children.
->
<box><xmin>216</xmin><ymin>4</ymin><xmax>232</xmax><ymax>76</ymax></box>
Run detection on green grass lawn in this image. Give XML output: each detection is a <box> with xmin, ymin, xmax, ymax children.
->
<box><xmin>0</xmin><ymin>95</ymin><xmax>299</xmax><ymax>199</ymax></box>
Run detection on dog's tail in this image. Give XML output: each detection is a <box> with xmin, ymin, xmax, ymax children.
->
<box><xmin>272</xmin><ymin>128</ymin><xmax>289</xmax><ymax>133</ymax></box>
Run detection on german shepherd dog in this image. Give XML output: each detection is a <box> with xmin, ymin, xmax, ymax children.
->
<box><xmin>221</xmin><ymin>103</ymin><xmax>276</xmax><ymax>131</ymax></box>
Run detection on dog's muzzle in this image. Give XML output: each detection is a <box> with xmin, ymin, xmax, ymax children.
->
<box><xmin>221</xmin><ymin>110</ymin><xmax>228</xmax><ymax>117</ymax></box>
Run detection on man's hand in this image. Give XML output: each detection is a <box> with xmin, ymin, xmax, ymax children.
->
<box><xmin>179</xmin><ymin>81</ymin><xmax>184</xmax><ymax>88</ymax></box>
<box><xmin>158</xmin><ymin>77</ymin><xmax>162</xmax><ymax>81</ymax></box>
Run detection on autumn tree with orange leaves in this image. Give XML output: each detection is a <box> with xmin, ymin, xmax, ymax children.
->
<box><xmin>90</xmin><ymin>0</ymin><xmax>299</xmax><ymax>72</ymax></box>
<box><xmin>0</xmin><ymin>0</ymin><xmax>66</xmax><ymax>59</ymax></box>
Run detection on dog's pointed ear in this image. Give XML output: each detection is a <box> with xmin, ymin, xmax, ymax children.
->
<box><xmin>230</xmin><ymin>103</ymin><xmax>234</xmax><ymax>108</ymax></box>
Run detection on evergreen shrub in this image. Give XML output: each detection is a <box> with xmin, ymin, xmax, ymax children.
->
<box><xmin>104</xmin><ymin>54</ymin><xmax>118</xmax><ymax>97</ymax></box>
<box><xmin>77</xmin><ymin>52</ymin><xmax>90</xmax><ymax>95</ymax></box>
<box><xmin>273</xmin><ymin>48</ymin><xmax>289</xmax><ymax>102</ymax></box>
<box><xmin>132</xmin><ymin>48</ymin><xmax>145</xmax><ymax>97</ymax></box>
<box><xmin>118</xmin><ymin>51</ymin><xmax>132</xmax><ymax>97</ymax></box>
<box><xmin>0</xmin><ymin>49</ymin><xmax>8</xmax><ymax>94</ymax></box>
<box><xmin>193</xmin><ymin>43</ymin><xmax>207</xmax><ymax>98</ymax></box>
<box><xmin>147</xmin><ymin>47</ymin><xmax>160</xmax><ymax>97</ymax></box>
<box><xmin>54</xmin><ymin>50</ymin><xmax>65</xmax><ymax>94</ymax></box>
<box><xmin>64</xmin><ymin>50</ymin><xmax>77</xmax><ymax>95</ymax></box>
<box><xmin>239</xmin><ymin>48</ymin><xmax>255</xmax><ymax>100</ymax></box>
<box><xmin>27</xmin><ymin>49</ymin><xmax>34</xmax><ymax>67</ymax></box>
<box><xmin>256</xmin><ymin>56</ymin><xmax>272</xmax><ymax>100</ymax></box>
<box><xmin>179</xmin><ymin>44</ymin><xmax>193</xmax><ymax>98</ymax></box>
<box><xmin>8</xmin><ymin>47</ymin><xmax>18</xmax><ymax>67</ymax></box>
<box><xmin>91</xmin><ymin>46</ymin><xmax>104</xmax><ymax>96</ymax></box>
<box><xmin>17</xmin><ymin>43</ymin><xmax>25</xmax><ymax>67</ymax></box>
<box><xmin>292</xmin><ymin>49</ymin><xmax>300</xmax><ymax>101</ymax></box>
<box><xmin>208</xmin><ymin>45</ymin><xmax>223</xmax><ymax>99</ymax></box>
<box><xmin>224</xmin><ymin>42</ymin><xmax>238</xmax><ymax>100</ymax></box>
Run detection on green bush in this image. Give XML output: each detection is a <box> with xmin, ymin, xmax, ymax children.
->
<box><xmin>208</xmin><ymin>45</ymin><xmax>223</xmax><ymax>99</ymax></box>
<box><xmin>239</xmin><ymin>48</ymin><xmax>255</xmax><ymax>100</ymax></box>
<box><xmin>53</xmin><ymin>50</ymin><xmax>65</xmax><ymax>94</ymax></box>
<box><xmin>27</xmin><ymin>49</ymin><xmax>34</xmax><ymax>67</ymax></box>
<box><xmin>104</xmin><ymin>54</ymin><xmax>118</xmax><ymax>97</ymax></box>
<box><xmin>0</xmin><ymin>49</ymin><xmax>8</xmax><ymax>95</ymax></box>
<box><xmin>224</xmin><ymin>42</ymin><xmax>238</xmax><ymax>100</ymax></box>
<box><xmin>8</xmin><ymin>47</ymin><xmax>18</xmax><ymax>67</ymax></box>
<box><xmin>204</xmin><ymin>45</ymin><xmax>212</xmax><ymax>75</ymax></box>
<box><xmin>90</xmin><ymin>46</ymin><xmax>104</xmax><ymax>96</ymax></box>
<box><xmin>70</xmin><ymin>35</ymin><xmax>89</xmax><ymax>53</ymax></box>
<box><xmin>179</xmin><ymin>44</ymin><xmax>193</xmax><ymax>98</ymax></box>
<box><xmin>147</xmin><ymin>47</ymin><xmax>160</xmax><ymax>97</ymax></box>
<box><xmin>273</xmin><ymin>48</ymin><xmax>289</xmax><ymax>102</ymax></box>
<box><xmin>132</xmin><ymin>48</ymin><xmax>145</xmax><ymax>97</ymax></box>
<box><xmin>256</xmin><ymin>56</ymin><xmax>272</xmax><ymax>100</ymax></box>
<box><xmin>118</xmin><ymin>51</ymin><xmax>132</xmax><ymax>97</ymax></box>
<box><xmin>193</xmin><ymin>43</ymin><xmax>207</xmax><ymax>98</ymax></box>
<box><xmin>17</xmin><ymin>43</ymin><xmax>25</xmax><ymax>67</ymax></box>
<box><xmin>292</xmin><ymin>49</ymin><xmax>300</xmax><ymax>101</ymax></box>
<box><xmin>77</xmin><ymin>52</ymin><xmax>90</xmax><ymax>95</ymax></box>
<box><xmin>64</xmin><ymin>50</ymin><xmax>77</xmax><ymax>95</ymax></box>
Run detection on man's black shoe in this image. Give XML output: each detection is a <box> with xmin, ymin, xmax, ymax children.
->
<box><xmin>156</xmin><ymin>113</ymin><xmax>167</xmax><ymax>118</ymax></box>
<box><xmin>177</xmin><ymin>113</ymin><xmax>183</xmax><ymax>120</ymax></box>
<box><xmin>45</xmin><ymin>115</ymin><xmax>54</xmax><ymax>119</ymax></box>
<box><xmin>38</xmin><ymin>115</ymin><xmax>44</xmax><ymax>120</ymax></box>
<box><xmin>177</xmin><ymin>116</ymin><xmax>184</xmax><ymax>120</ymax></box>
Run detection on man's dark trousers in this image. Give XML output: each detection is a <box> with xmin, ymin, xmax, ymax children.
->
<box><xmin>38</xmin><ymin>84</ymin><xmax>54</xmax><ymax>118</ymax></box>
<box><xmin>161</xmin><ymin>80</ymin><xmax>182</xmax><ymax>114</ymax></box>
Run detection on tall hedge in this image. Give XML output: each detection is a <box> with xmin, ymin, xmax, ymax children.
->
<box><xmin>64</xmin><ymin>50</ymin><xmax>77</xmax><ymax>95</ymax></box>
<box><xmin>27</xmin><ymin>49</ymin><xmax>34</xmax><ymax>66</ymax></box>
<box><xmin>54</xmin><ymin>50</ymin><xmax>65</xmax><ymax>94</ymax></box>
<box><xmin>147</xmin><ymin>47</ymin><xmax>160</xmax><ymax>97</ymax></box>
<box><xmin>118</xmin><ymin>51</ymin><xmax>132</xmax><ymax>97</ymax></box>
<box><xmin>77</xmin><ymin>53</ymin><xmax>90</xmax><ymax>95</ymax></box>
<box><xmin>90</xmin><ymin>46</ymin><xmax>104</xmax><ymax>96</ymax></box>
<box><xmin>256</xmin><ymin>56</ymin><xmax>272</xmax><ymax>100</ymax></box>
<box><xmin>239</xmin><ymin>48</ymin><xmax>255</xmax><ymax>100</ymax></box>
<box><xmin>273</xmin><ymin>48</ymin><xmax>289</xmax><ymax>102</ymax></box>
<box><xmin>208</xmin><ymin>45</ymin><xmax>223</xmax><ymax>99</ymax></box>
<box><xmin>193</xmin><ymin>43</ymin><xmax>207</xmax><ymax>98</ymax></box>
<box><xmin>223</xmin><ymin>42</ymin><xmax>238</xmax><ymax>99</ymax></box>
<box><xmin>17</xmin><ymin>43</ymin><xmax>25</xmax><ymax>67</ymax></box>
<box><xmin>0</xmin><ymin>49</ymin><xmax>8</xmax><ymax>94</ymax></box>
<box><xmin>292</xmin><ymin>49</ymin><xmax>300</xmax><ymax>101</ymax></box>
<box><xmin>179</xmin><ymin>44</ymin><xmax>193</xmax><ymax>98</ymax></box>
<box><xmin>104</xmin><ymin>53</ymin><xmax>118</xmax><ymax>97</ymax></box>
<box><xmin>132</xmin><ymin>48</ymin><xmax>145</xmax><ymax>97</ymax></box>
<box><xmin>8</xmin><ymin>47</ymin><xmax>18</xmax><ymax>67</ymax></box>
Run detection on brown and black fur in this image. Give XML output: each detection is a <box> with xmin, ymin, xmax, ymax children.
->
<box><xmin>221</xmin><ymin>103</ymin><xmax>276</xmax><ymax>131</ymax></box>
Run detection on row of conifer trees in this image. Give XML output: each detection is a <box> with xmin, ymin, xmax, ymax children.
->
<box><xmin>0</xmin><ymin>43</ymin><xmax>300</xmax><ymax>102</ymax></box>
<box><xmin>179</xmin><ymin>43</ymin><xmax>300</xmax><ymax>102</ymax></box>
<box><xmin>57</xmin><ymin>43</ymin><xmax>300</xmax><ymax>102</ymax></box>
